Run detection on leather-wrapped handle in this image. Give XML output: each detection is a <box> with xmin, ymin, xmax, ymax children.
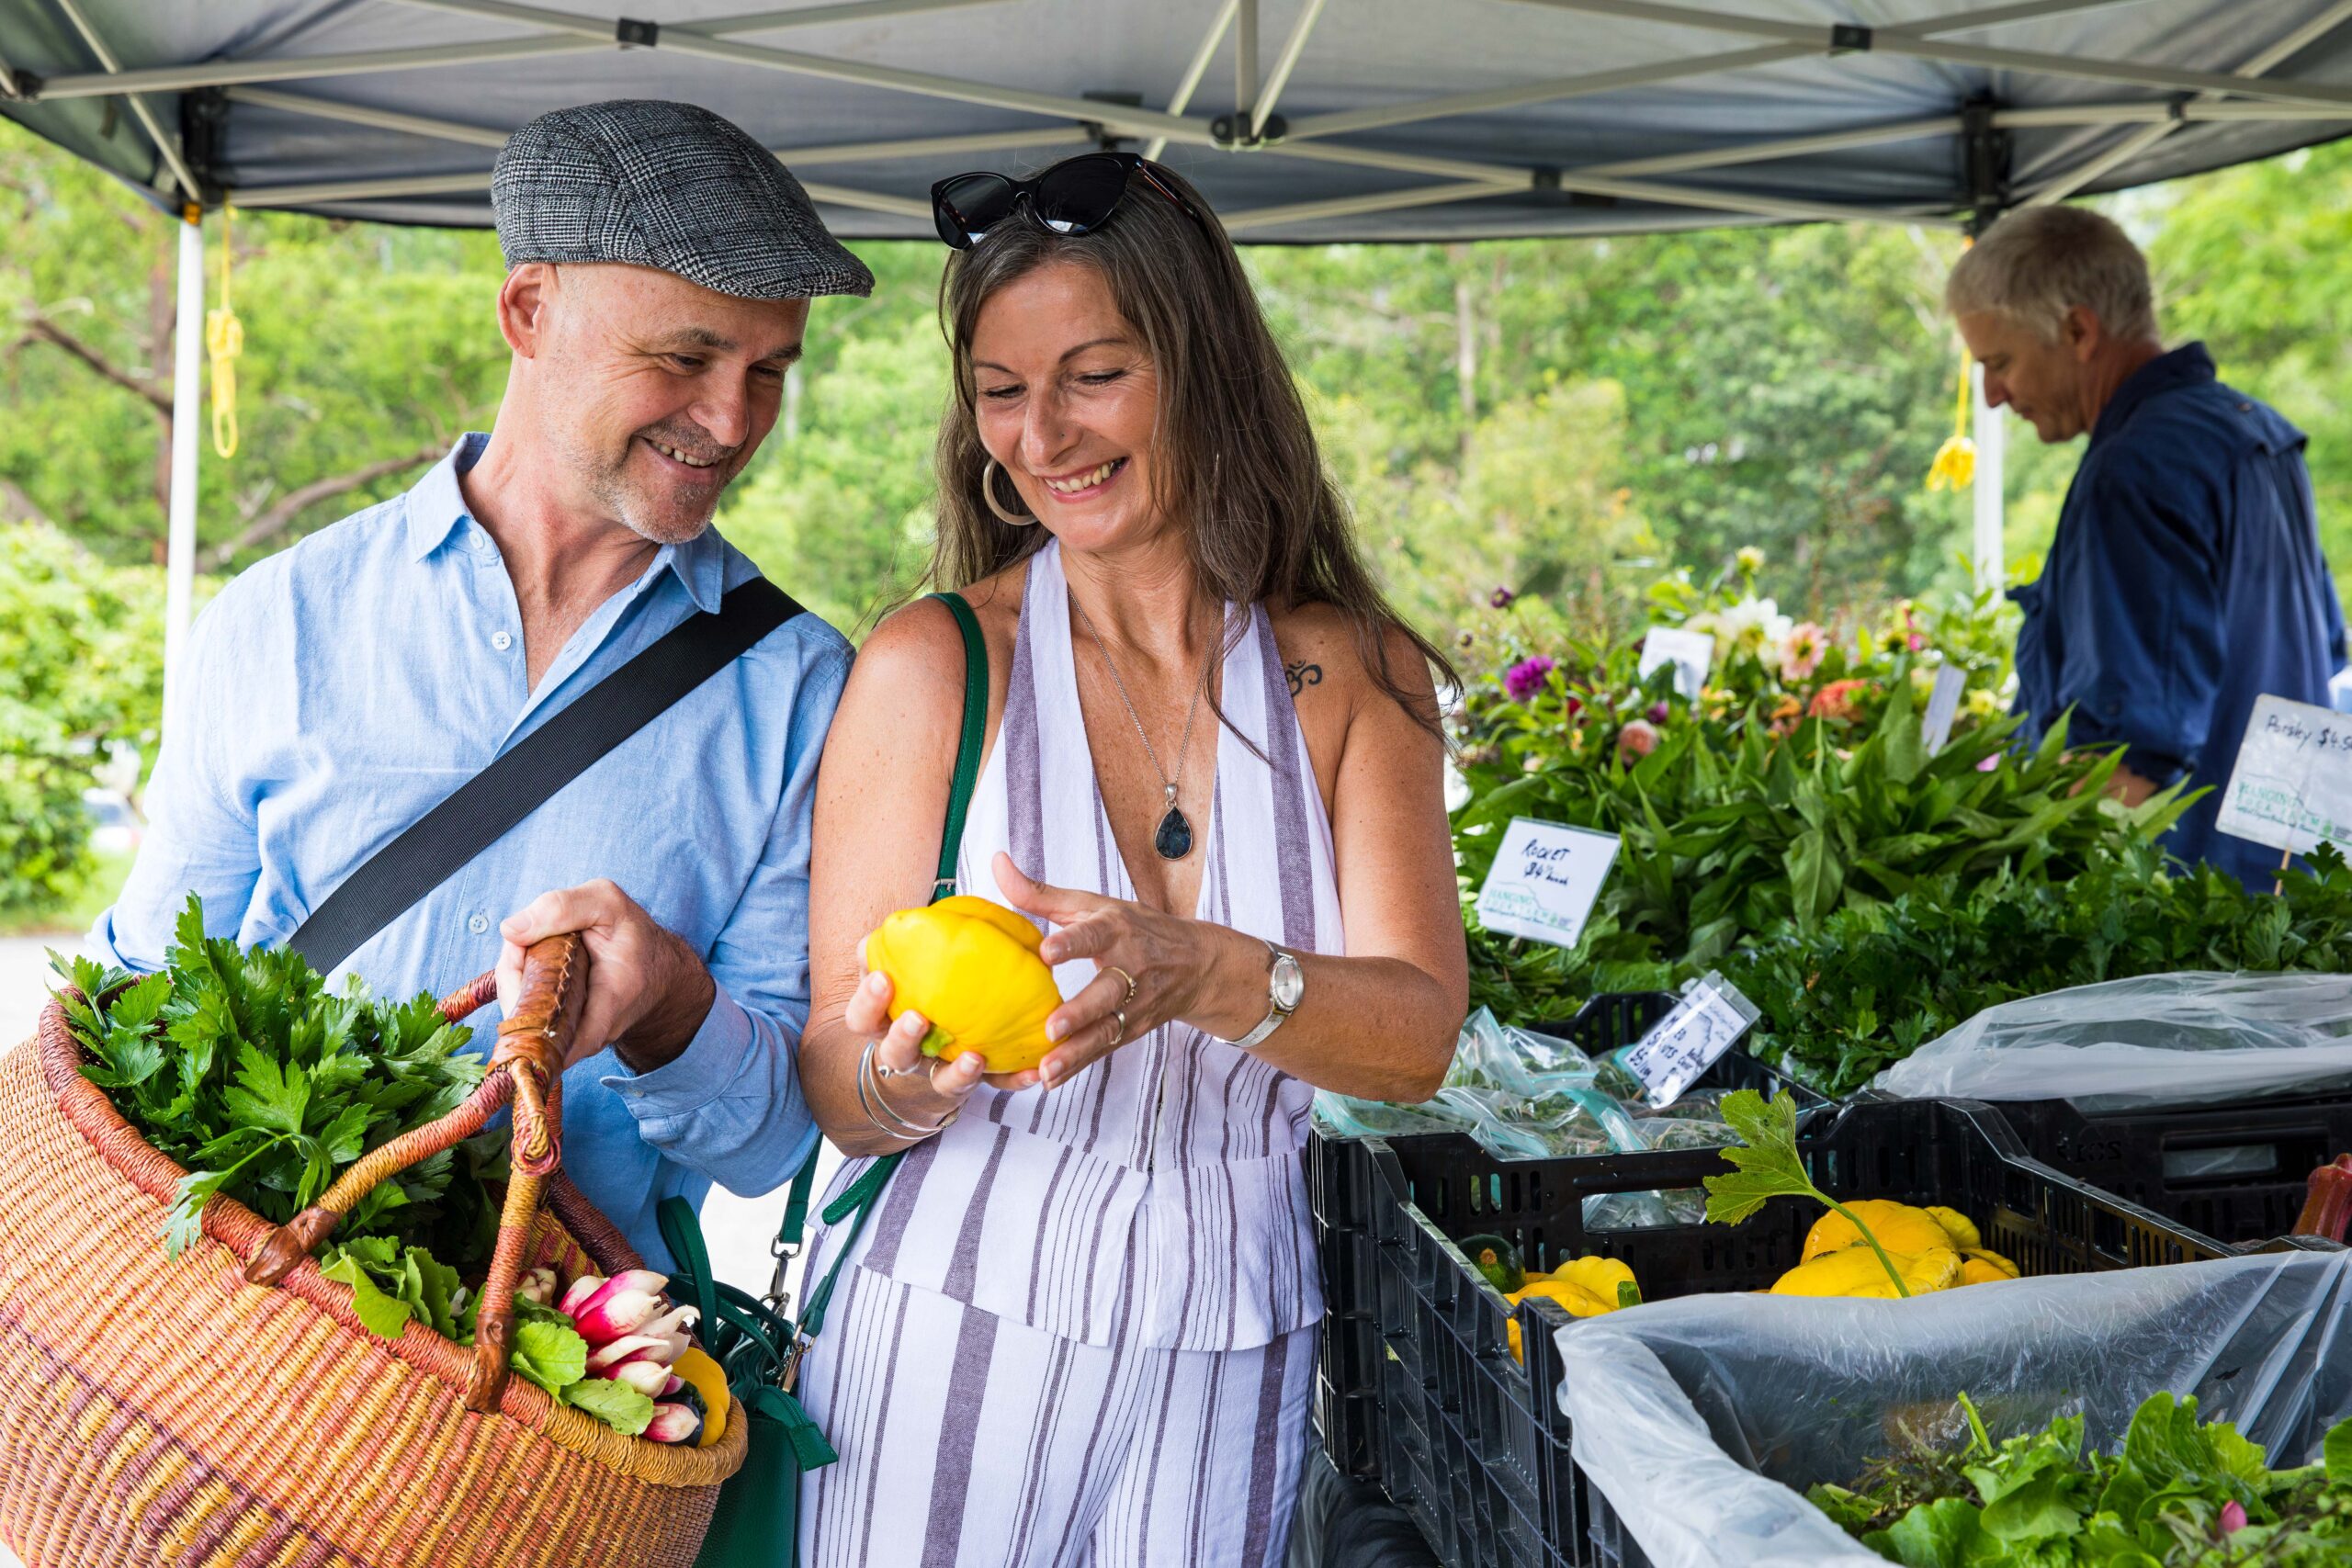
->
<box><xmin>246</xmin><ymin>933</ymin><xmax>588</xmax><ymax>1412</ymax></box>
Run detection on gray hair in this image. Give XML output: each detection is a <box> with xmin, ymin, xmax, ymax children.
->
<box><xmin>1945</xmin><ymin>206</ymin><xmax>2160</xmax><ymax>345</ymax></box>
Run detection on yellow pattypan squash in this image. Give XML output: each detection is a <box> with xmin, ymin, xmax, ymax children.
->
<box><xmin>1924</xmin><ymin>1206</ymin><xmax>1982</xmax><ymax>1252</ymax></box>
<box><xmin>670</xmin><ymin>1346</ymin><xmax>732</xmax><ymax>1449</ymax></box>
<box><xmin>1957</xmin><ymin>1247</ymin><xmax>2020</xmax><ymax>1286</ymax></box>
<box><xmin>1771</xmin><ymin>1246</ymin><xmax>1962</xmax><ymax>1299</ymax></box>
<box><xmin>1502</xmin><ymin>1256</ymin><xmax>1642</xmax><ymax>1360</ymax></box>
<box><xmin>861</xmin><ymin>897</ymin><xmax>1062</xmax><ymax>1074</ymax></box>
<box><xmin>1802</xmin><ymin>1201</ymin><xmax>1959</xmax><ymax>1264</ymax></box>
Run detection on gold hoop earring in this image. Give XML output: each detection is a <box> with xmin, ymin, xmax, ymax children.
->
<box><xmin>981</xmin><ymin>458</ymin><xmax>1037</xmax><ymax>527</ymax></box>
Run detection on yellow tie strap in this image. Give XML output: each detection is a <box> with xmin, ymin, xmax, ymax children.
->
<box><xmin>1926</xmin><ymin>345</ymin><xmax>1975</xmax><ymax>493</ymax></box>
<box><xmin>206</xmin><ymin>204</ymin><xmax>243</xmax><ymax>459</ymax></box>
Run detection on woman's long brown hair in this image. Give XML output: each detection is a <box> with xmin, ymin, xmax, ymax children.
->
<box><xmin>926</xmin><ymin>160</ymin><xmax>1458</xmax><ymax>739</ymax></box>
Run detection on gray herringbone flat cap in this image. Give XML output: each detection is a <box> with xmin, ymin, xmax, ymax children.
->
<box><xmin>493</xmin><ymin>100</ymin><xmax>874</xmax><ymax>300</ymax></box>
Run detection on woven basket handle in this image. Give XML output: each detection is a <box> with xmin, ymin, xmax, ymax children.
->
<box><xmin>245</xmin><ymin>933</ymin><xmax>588</xmax><ymax>1412</ymax></box>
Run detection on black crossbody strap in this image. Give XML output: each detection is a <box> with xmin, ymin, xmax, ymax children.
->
<box><xmin>288</xmin><ymin>577</ymin><xmax>801</xmax><ymax>976</ymax></box>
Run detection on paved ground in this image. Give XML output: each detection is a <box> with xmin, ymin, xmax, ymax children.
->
<box><xmin>1</xmin><ymin>938</ymin><xmax>838</xmax><ymax>1568</ymax></box>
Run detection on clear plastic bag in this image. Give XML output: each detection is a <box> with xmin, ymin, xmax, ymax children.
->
<box><xmin>1872</xmin><ymin>972</ymin><xmax>2352</xmax><ymax>1111</ymax></box>
<box><xmin>1555</xmin><ymin>1251</ymin><xmax>2352</xmax><ymax>1568</ymax></box>
<box><xmin>1579</xmin><ymin>1118</ymin><xmax>1737</xmax><ymax>1230</ymax></box>
<box><xmin>1446</xmin><ymin>1006</ymin><xmax>1601</xmax><ymax>1096</ymax></box>
<box><xmin>1311</xmin><ymin>1092</ymin><xmax>1471</xmax><ymax>1140</ymax></box>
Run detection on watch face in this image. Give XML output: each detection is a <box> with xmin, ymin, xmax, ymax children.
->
<box><xmin>1272</xmin><ymin>953</ymin><xmax>1305</xmax><ymax>1010</ymax></box>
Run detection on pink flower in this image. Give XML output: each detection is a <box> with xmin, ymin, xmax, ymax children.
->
<box><xmin>1779</xmin><ymin>623</ymin><xmax>1829</xmax><ymax>683</ymax></box>
<box><xmin>1808</xmin><ymin>679</ymin><xmax>1870</xmax><ymax>722</ymax></box>
<box><xmin>1907</xmin><ymin>633</ymin><xmax>1927</xmax><ymax>652</ymax></box>
<box><xmin>2220</xmin><ymin>1501</ymin><xmax>2247</xmax><ymax>1535</ymax></box>
<box><xmin>1618</xmin><ymin>718</ymin><xmax>1660</xmax><ymax>761</ymax></box>
<box><xmin>1976</xmin><ymin>753</ymin><xmax>2000</xmax><ymax>773</ymax></box>
<box><xmin>1503</xmin><ymin>656</ymin><xmax>1555</xmax><ymax>703</ymax></box>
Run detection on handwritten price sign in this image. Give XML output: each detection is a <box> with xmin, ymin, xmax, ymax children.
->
<box><xmin>2215</xmin><ymin>694</ymin><xmax>2352</xmax><ymax>855</ymax></box>
<box><xmin>1474</xmin><ymin>817</ymin><xmax>1623</xmax><ymax>949</ymax></box>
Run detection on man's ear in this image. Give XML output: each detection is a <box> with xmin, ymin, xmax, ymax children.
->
<box><xmin>2064</xmin><ymin>303</ymin><xmax>2104</xmax><ymax>364</ymax></box>
<box><xmin>497</xmin><ymin>263</ymin><xmax>557</xmax><ymax>356</ymax></box>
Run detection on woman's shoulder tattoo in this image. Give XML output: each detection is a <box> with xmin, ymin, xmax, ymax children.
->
<box><xmin>1286</xmin><ymin>660</ymin><xmax>1324</xmax><ymax>697</ymax></box>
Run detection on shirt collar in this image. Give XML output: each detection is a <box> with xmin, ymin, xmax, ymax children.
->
<box><xmin>404</xmin><ymin>433</ymin><xmax>487</xmax><ymax>561</ymax></box>
<box><xmin>402</xmin><ymin>431</ymin><xmax>729</xmax><ymax>615</ymax></box>
<box><xmin>2090</xmin><ymin>341</ymin><xmax>2216</xmax><ymax>448</ymax></box>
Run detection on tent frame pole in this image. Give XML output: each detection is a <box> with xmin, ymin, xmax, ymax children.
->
<box><xmin>2027</xmin><ymin>0</ymin><xmax>2352</xmax><ymax>203</ymax></box>
<box><xmin>1146</xmin><ymin>0</ymin><xmax>1238</xmax><ymax>161</ymax></box>
<box><xmin>162</xmin><ymin>213</ymin><xmax>204</xmax><ymax>749</ymax></box>
<box><xmin>1972</xmin><ymin>362</ymin><xmax>2005</xmax><ymax>588</ymax></box>
<box><xmin>1500</xmin><ymin>0</ymin><xmax>2352</xmax><ymax>110</ymax></box>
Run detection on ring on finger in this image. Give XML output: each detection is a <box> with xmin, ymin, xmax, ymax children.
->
<box><xmin>1104</xmin><ymin>965</ymin><xmax>1139</xmax><ymax>1008</ymax></box>
<box><xmin>1106</xmin><ymin>1009</ymin><xmax>1127</xmax><ymax>1047</ymax></box>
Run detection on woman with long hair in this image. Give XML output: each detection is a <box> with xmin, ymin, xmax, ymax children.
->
<box><xmin>796</xmin><ymin>152</ymin><xmax>1466</xmax><ymax>1565</ymax></box>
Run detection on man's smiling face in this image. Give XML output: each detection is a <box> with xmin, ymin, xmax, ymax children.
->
<box><xmin>536</xmin><ymin>264</ymin><xmax>809</xmax><ymax>544</ymax></box>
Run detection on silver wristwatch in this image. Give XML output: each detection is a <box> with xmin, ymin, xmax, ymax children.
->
<box><xmin>1220</xmin><ymin>941</ymin><xmax>1304</xmax><ymax>1051</ymax></box>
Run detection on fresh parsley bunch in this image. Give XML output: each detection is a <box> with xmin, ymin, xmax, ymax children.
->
<box><xmin>52</xmin><ymin>893</ymin><xmax>503</xmax><ymax>1268</ymax></box>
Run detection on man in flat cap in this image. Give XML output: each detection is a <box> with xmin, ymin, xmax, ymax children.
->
<box><xmin>96</xmin><ymin>101</ymin><xmax>874</xmax><ymax>1268</ymax></box>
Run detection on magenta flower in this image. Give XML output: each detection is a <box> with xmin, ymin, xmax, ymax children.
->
<box><xmin>2220</xmin><ymin>1501</ymin><xmax>2247</xmax><ymax>1534</ymax></box>
<box><xmin>1490</xmin><ymin>586</ymin><xmax>1518</xmax><ymax>609</ymax></box>
<box><xmin>1503</xmin><ymin>656</ymin><xmax>1555</xmax><ymax>702</ymax></box>
<box><xmin>1646</xmin><ymin>700</ymin><xmax>1669</xmax><ymax>724</ymax></box>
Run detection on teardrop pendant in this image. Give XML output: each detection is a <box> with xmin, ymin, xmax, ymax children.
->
<box><xmin>1153</xmin><ymin>806</ymin><xmax>1193</xmax><ymax>860</ymax></box>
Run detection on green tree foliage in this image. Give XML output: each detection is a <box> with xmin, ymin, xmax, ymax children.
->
<box><xmin>0</xmin><ymin>118</ymin><xmax>508</xmax><ymax>568</ymax></box>
<box><xmin>0</xmin><ymin>522</ymin><xmax>163</xmax><ymax>911</ymax></box>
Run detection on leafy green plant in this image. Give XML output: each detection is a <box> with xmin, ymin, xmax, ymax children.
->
<box><xmin>1457</xmin><ymin>656</ymin><xmax>2187</xmax><ymax>1021</ymax></box>
<box><xmin>1702</xmin><ymin>1088</ymin><xmax>1913</xmax><ymax>1296</ymax></box>
<box><xmin>55</xmin><ymin>897</ymin><xmax>499</xmax><ymax>1263</ymax></box>
<box><xmin>1728</xmin><ymin>844</ymin><xmax>2352</xmax><ymax>1096</ymax></box>
<box><xmin>1814</xmin><ymin>1391</ymin><xmax>2352</xmax><ymax>1565</ymax></box>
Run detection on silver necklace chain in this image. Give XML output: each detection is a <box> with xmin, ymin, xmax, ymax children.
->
<box><xmin>1069</xmin><ymin>591</ymin><xmax>1211</xmax><ymax>808</ymax></box>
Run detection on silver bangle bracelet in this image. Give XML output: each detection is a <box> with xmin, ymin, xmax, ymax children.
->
<box><xmin>857</xmin><ymin>1038</ymin><xmax>956</xmax><ymax>1141</ymax></box>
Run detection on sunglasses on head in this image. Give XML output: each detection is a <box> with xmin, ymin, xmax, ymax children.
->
<box><xmin>931</xmin><ymin>151</ymin><xmax>1209</xmax><ymax>250</ymax></box>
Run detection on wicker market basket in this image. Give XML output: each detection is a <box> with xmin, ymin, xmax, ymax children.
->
<box><xmin>0</xmin><ymin>935</ymin><xmax>746</xmax><ymax>1568</ymax></box>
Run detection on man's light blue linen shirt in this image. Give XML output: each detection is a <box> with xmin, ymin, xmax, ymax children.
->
<box><xmin>94</xmin><ymin>434</ymin><xmax>848</xmax><ymax>1271</ymax></box>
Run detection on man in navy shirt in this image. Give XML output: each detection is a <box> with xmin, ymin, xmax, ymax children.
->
<box><xmin>1948</xmin><ymin>206</ymin><xmax>2344</xmax><ymax>889</ymax></box>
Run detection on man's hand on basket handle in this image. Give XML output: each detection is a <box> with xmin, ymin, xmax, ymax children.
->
<box><xmin>497</xmin><ymin>879</ymin><xmax>714</xmax><ymax>1073</ymax></box>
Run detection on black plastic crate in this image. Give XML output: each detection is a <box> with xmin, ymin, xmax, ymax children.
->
<box><xmin>1580</xmin><ymin>1232</ymin><xmax>2350</xmax><ymax>1568</ymax></box>
<box><xmin>1310</xmin><ymin>992</ymin><xmax>1808</xmax><ymax>1495</ymax></box>
<box><xmin>1977</xmin><ymin>1088</ymin><xmax>2352</xmax><ymax>1246</ymax></box>
<box><xmin>1316</xmin><ymin>1088</ymin><xmax>2227</xmax><ymax>1568</ymax></box>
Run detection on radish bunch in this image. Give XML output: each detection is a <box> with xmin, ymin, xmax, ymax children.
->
<box><xmin>556</xmin><ymin>1269</ymin><xmax>707</xmax><ymax>1444</ymax></box>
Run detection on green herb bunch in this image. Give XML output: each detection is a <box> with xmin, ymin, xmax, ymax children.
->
<box><xmin>53</xmin><ymin>893</ymin><xmax>503</xmax><ymax>1270</ymax></box>
<box><xmin>1727</xmin><ymin>844</ymin><xmax>2352</xmax><ymax>1096</ymax></box>
<box><xmin>1457</xmin><ymin>660</ymin><xmax>2188</xmax><ymax>1021</ymax></box>
<box><xmin>1814</xmin><ymin>1391</ymin><xmax>2352</xmax><ymax>1565</ymax></box>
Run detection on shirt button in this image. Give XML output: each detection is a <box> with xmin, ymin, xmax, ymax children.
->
<box><xmin>468</xmin><ymin>913</ymin><xmax>491</xmax><ymax>935</ymax></box>
<box><xmin>491</xmin><ymin>630</ymin><xmax>514</xmax><ymax>652</ymax></box>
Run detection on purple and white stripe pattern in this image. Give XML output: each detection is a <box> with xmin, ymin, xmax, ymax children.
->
<box><xmin>808</xmin><ymin>537</ymin><xmax>1343</xmax><ymax>1354</ymax></box>
<box><xmin>797</xmin><ymin>1257</ymin><xmax>1315</xmax><ymax>1566</ymax></box>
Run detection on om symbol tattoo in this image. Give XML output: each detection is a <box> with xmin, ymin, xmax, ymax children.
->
<box><xmin>1285</xmin><ymin>660</ymin><xmax>1324</xmax><ymax>697</ymax></box>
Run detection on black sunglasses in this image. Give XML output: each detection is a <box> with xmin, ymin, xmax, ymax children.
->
<box><xmin>931</xmin><ymin>152</ymin><xmax>1209</xmax><ymax>250</ymax></box>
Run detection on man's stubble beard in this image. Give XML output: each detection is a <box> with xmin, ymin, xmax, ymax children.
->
<box><xmin>571</xmin><ymin>427</ymin><xmax>734</xmax><ymax>547</ymax></box>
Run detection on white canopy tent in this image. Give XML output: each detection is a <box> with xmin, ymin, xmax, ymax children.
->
<box><xmin>3</xmin><ymin>0</ymin><xmax>2349</xmax><ymax>729</ymax></box>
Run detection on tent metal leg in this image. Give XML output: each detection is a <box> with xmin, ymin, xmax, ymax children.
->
<box><xmin>162</xmin><ymin>213</ymin><xmax>204</xmax><ymax>747</ymax></box>
<box><xmin>1973</xmin><ymin>361</ymin><xmax>2005</xmax><ymax>589</ymax></box>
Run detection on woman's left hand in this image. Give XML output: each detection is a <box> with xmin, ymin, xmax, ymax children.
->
<box><xmin>994</xmin><ymin>851</ymin><xmax>1232</xmax><ymax>1089</ymax></box>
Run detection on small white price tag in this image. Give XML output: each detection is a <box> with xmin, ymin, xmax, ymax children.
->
<box><xmin>1473</xmin><ymin>817</ymin><xmax>1622</xmax><ymax>949</ymax></box>
<box><xmin>2216</xmin><ymin>694</ymin><xmax>2352</xmax><ymax>855</ymax></box>
<box><xmin>1637</xmin><ymin>626</ymin><xmax>1715</xmax><ymax>701</ymax></box>
<box><xmin>1618</xmin><ymin>974</ymin><xmax>1760</xmax><ymax>1110</ymax></box>
<box><xmin>1920</xmin><ymin>665</ymin><xmax>1967</xmax><ymax>755</ymax></box>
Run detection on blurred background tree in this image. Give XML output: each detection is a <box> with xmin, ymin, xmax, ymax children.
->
<box><xmin>5</xmin><ymin>112</ymin><xmax>2351</xmax><ymax>923</ymax></box>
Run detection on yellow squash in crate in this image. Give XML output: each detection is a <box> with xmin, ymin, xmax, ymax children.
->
<box><xmin>1781</xmin><ymin>1201</ymin><xmax>2017</xmax><ymax>1296</ymax></box>
<box><xmin>1503</xmin><ymin>1257</ymin><xmax>1642</xmax><ymax>1360</ymax></box>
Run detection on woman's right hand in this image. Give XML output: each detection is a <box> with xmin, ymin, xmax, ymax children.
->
<box><xmin>848</xmin><ymin>970</ymin><xmax>1040</xmax><ymax>1136</ymax></box>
